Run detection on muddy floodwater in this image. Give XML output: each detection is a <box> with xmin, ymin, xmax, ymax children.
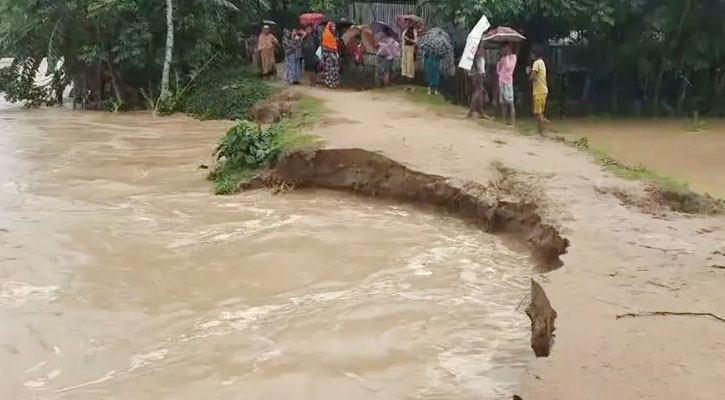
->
<box><xmin>0</xmin><ymin>102</ymin><xmax>535</xmax><ymax>399</ymax></box>
<box><xmin>555</xmin><ymin>119</ymin><xmax>725</xmax><ymax>198</ymax></box>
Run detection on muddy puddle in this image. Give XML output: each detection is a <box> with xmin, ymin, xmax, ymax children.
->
<box><xmin>554</xmin><ymin>118</ymin><xmax>725</xmax><ymax>198</ymax></box>
<box><xmin>1</xmin><ymin>103</ymin><xmax>535</xmax><ymax>399</ymax></box>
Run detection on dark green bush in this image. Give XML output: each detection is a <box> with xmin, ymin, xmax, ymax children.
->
<box><xmin>181</xmin><ymin>67</ymin><xmax>274</xmax><ymax>120</ymax></box>
<box><xmin>211</xmin><ymin>120</ymin><xmax>281</xmax><ymax>194</ymax></box>
<box><xmin>214</xmin><ymin>120</ymin><xmax>280</xmax><ymax>170</ymax></box>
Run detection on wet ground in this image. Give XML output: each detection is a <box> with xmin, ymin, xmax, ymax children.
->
<box><xmin>297</xmin><ymin>86</ymin><xmax>725</xmax><ymax>400</ymax></box>
<box><xmin>0</xmin><ymin>103</ymin><xmax>535</xmax><ymax>399</ymax></box>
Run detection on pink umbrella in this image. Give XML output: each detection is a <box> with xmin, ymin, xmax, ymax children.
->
<box><xmin>482</xmin><ymin>26</ymin><xmax>526</xmax><ymax>43</ymax></box>
<box><xmin>394</xmin><ymin>14</ymin><xmax>424</xmax><ymax>31</ymax></box>
<box><xmin>299</xmin><ymin>13</ymin><xmax>325</xmax><ymax>26</ymax></box>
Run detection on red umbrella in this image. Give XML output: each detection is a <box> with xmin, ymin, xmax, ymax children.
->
<box><xmin>299</xmin><ymin>13</ymin><xmax>325</xmax><ymax>26</ymax></box>
<box><xmin>482</xmin><ymin>26</ymin><xmax>526</xmax><ymax>43</ymax></box>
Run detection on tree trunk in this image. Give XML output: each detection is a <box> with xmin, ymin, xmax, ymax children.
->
<box><xmin>611</xmin><ymin>72</ymin><xmax>619</xmax><ymax>114</ymax></box>
<box><xmin>105</xmin><ymin>61</ymin><xmax>123</xmax><ymax>107</ymax></box>
<box><xmin>158</xmin><ymin>0</ymin><xmax>174</xmax><ymax>109</ymax></box>
<box><xmin>676</xmin><ymin>73</ymin><xmax>689</xmax><ymax>115</ymax></box>
<box><xmin>652</xmin><ymin>62</ymin><xmax>665</xmax><ymax>117</ymax></box>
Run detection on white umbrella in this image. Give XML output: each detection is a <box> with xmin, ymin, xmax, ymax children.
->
<box><xmin>458</xmin><ymin>15</ymin><xmax>491</xmax><ymax>71</ymax></box>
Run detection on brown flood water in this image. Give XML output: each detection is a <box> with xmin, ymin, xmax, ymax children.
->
<box><xmin>554</xmin><ymin>119</ymin><xmax>725</xmax><ymax>198</ymax></box>
<box><xmin>0</xmin><ymin>102</ymin><xmax>535</xmax><ymax>399</ymax></box>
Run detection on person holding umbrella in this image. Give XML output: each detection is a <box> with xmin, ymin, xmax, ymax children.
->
<box><xmin>480</xmin><ymin>26</ymin><xmax>526</xmax><ymax>125</ymax></box>
<box><xmin>376</xmin><ymin>36</ymin><xmax>400</xmax><ymax>87</ymax></box>
<box><xmin>302</xmin><ymin>25</ymin><xmax>320</xmax><ymax>85</ymax></box>
<box><xmin>400</xmin><ymin>20</ymin><xmax>419</xmax><ymax>80</ymax></box>
<box><xmin>497</xmin><ymin>43</ymin><xmax>518</xmax><ymax>126</ymax></box>
<box><xmin>419</xmin><ymin>28</ymin><xmax>453</xmax><ymax>95</ymax></box>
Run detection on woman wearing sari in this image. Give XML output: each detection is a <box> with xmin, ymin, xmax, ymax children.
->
<box><xmin>257</xmin><ymin>25</ymin><xmax>278</xmax><ymax>78</ymax></box>
<box><xmin>400</xmin><ymin>22</ymin><xmax>418</xmax><ymax>79</ymax></box>
<box><xmin>302</xmin><ymin>25</ymin><xmax>319</xmax><ymax>84</ymax></box>
<box><xmin>283</xmin><ymin>29</ymin><xmax>304</xmax><ymax>84</ymax></box>
<box><xmin>320</xmin><ymin>22</ymin><xmax>341</xmax><ymax>89</ymax></box>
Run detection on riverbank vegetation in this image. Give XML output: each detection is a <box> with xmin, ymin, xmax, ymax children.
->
<box><xmin>181</xmin><ymin>67</ymin><xmax>274</xmax><ymax>120</ymax></box>
<box><xmin>0</xmin><ymin>0</ymin><xmax>267</xmax><ymax>110</ymax></box>
<box><xmin>210</xmin><ymin>96</ymin><xmax>324</xmax><ymax>195</ymax></box>
<box><xmin>1</xmin><ymin>0</ymin><xmax>722</xmax><ymax>116</ymax></box>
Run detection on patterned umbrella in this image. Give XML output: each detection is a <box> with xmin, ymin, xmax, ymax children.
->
<box><xmin>419</xmin><ymin>27</ymin><xmax>455</xmax><ymax>75</ymax></box>
<box><xmin>419</xmin><ymin>28</ymin><xmax>452</xmax><ymax>57</ymax></box>
<box><xmin>482</xmin><ymin>26</ymin><xmax>526</xmax><ymax>43</ymax></box>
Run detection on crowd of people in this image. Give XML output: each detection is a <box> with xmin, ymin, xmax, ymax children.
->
<box><xmin>246</xmin><ymin>20</ymin><xmax>549</xmax><ymax>133</ymax></box>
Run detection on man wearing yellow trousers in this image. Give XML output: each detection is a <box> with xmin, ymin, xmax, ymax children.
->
<box><xmin>528</xmin><ymin>47</ymin><xmax>548</xmax><ymax>134</ymax></box>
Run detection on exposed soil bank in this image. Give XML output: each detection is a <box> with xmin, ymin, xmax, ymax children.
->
<box><xmin>276</xmin><ymin>87</ymin><xmax>725</xmax><ymax>400</ymax></box>
<box><xmin>245</xmin><ymin>147</ymin><xmax>565</xmax><ymax>358</ymax></box>
<box><xmin>250</xmin><ymin>148</ymin><xmax>569</xmax><ymax>272</ymax></box>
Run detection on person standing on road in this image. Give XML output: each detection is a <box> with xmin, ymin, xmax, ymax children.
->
<box><xmin>257</xmin><ymin>25</ymin><xmax>278</xmax><ymax>79</ymax></box>
<box><xmin>320</xmin><ymin>22</ymin><xmax>341</xmax><ymax>89</ymax></box>
<box><xmin>245</xmin><ymin>34</ymin><xmax>259</xmax><ymax>71</ymax></box>
<box><xmin>424</xmin><ymin>53</ymin><xmax>442</xmax><ymax>94</ymax></box>
<box><xmin>302</xmin><ymin>25</ymin><xmax>319</xmax><ymax>85</ymax></box>
<box><xmin>528</xmin><ymin>47</ymin><xmax>548</xmax><ymax>134</ymax></box>
<box><xmin>401</xmin><ymin>22</ymin><xmax>418</xmax><ymax>79</ymax></box>
<box><xmin>467</xmin><ymin>46</ymin><xmax>487</xmax><ymax>118</ymax></box>
<box><xmin>497</xmin><ymin>43</ymin><xmax>517</xmax><ymax>126</ymax></box>
<box><xmin>283</xmin><ymin>29</ymin><xmax>304</xmax><ymax>85</ymax></box>
<box><xmin>377</xmin><ymin>36</ymin><xmax>400</xmax><ymax>88</ymax></box>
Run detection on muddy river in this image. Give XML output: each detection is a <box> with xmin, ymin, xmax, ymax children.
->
<box><xmin>0</xmin><ymin>102</ymin><xmax>534</xmax><ymax>399</ymax></box>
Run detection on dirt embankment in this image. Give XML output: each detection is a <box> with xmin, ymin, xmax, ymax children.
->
<box><xmin>251</xmin><ymin>148</ymin><xmax>569</xmax><ymax>271</ymax></box>
<box><xmin>244</xmin><ymin>148</ymin><xmax>567</xmax><ymax>358</ymax></box>
<box><xmin>233</xmin><ymin>87</ymin><xmax>725</xmax><ymax>400</ymax></box>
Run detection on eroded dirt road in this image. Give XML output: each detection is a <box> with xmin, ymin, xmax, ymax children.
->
<box><xmin>298</xmin><ymin>86</ymin><xmax>725</xmax><ymax>400</ymax></box>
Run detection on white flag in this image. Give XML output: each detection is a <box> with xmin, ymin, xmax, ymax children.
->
<box><xmin>458</xmin><ymin>15</ymin><xmax>491</xmax><ymax>71</ymax></box>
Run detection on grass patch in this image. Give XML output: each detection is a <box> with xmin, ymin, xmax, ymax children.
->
<box><xmin>210</xmin><ymin>96</ymin><xmax>326</xmax><ymax>195</ymax></box>
<box><xmin>181</xmin><ymin>67</ymin><xmax>276</xmax><ymax>120</ymax></box>
<box><xmin>686</xmin><ymin>112</ymin><xmax>707</xmax><ymax>132</ymax></box>
<box><xmin>213</xmin><ymin>165</ymin><xmax>254</xmax><ymax>195</ymax></box>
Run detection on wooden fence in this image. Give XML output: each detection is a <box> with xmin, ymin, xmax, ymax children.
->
<box><xmin>347</xmin><ymin>1</ymin><xmax>453</xmax><ymax>30</ymax></box>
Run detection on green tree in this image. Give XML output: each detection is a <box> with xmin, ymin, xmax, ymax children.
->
<box><xmin>0</xmin><ymin>0</ymin><xmax>266</xmax><ymax>109</ymax></box>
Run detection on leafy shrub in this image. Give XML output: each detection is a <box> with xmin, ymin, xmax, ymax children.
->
<box><xmin>215</xmin><ymin>120</ymin><xmax>280</xmax><ymax>170</ymax></box>
<box><xmin>209</xmin><ymin>98</ymin><xmax>325</xmax><ymax>195</ymax></box>
<box><xmin>181</xmin><ymin>67</ymin><xmax>274</xmax><ymax>120</ymax></box>
<box><xmin>211</xmin><ymin>120</ymin><xmax>281</xmax><ymax>195</ymax></box>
